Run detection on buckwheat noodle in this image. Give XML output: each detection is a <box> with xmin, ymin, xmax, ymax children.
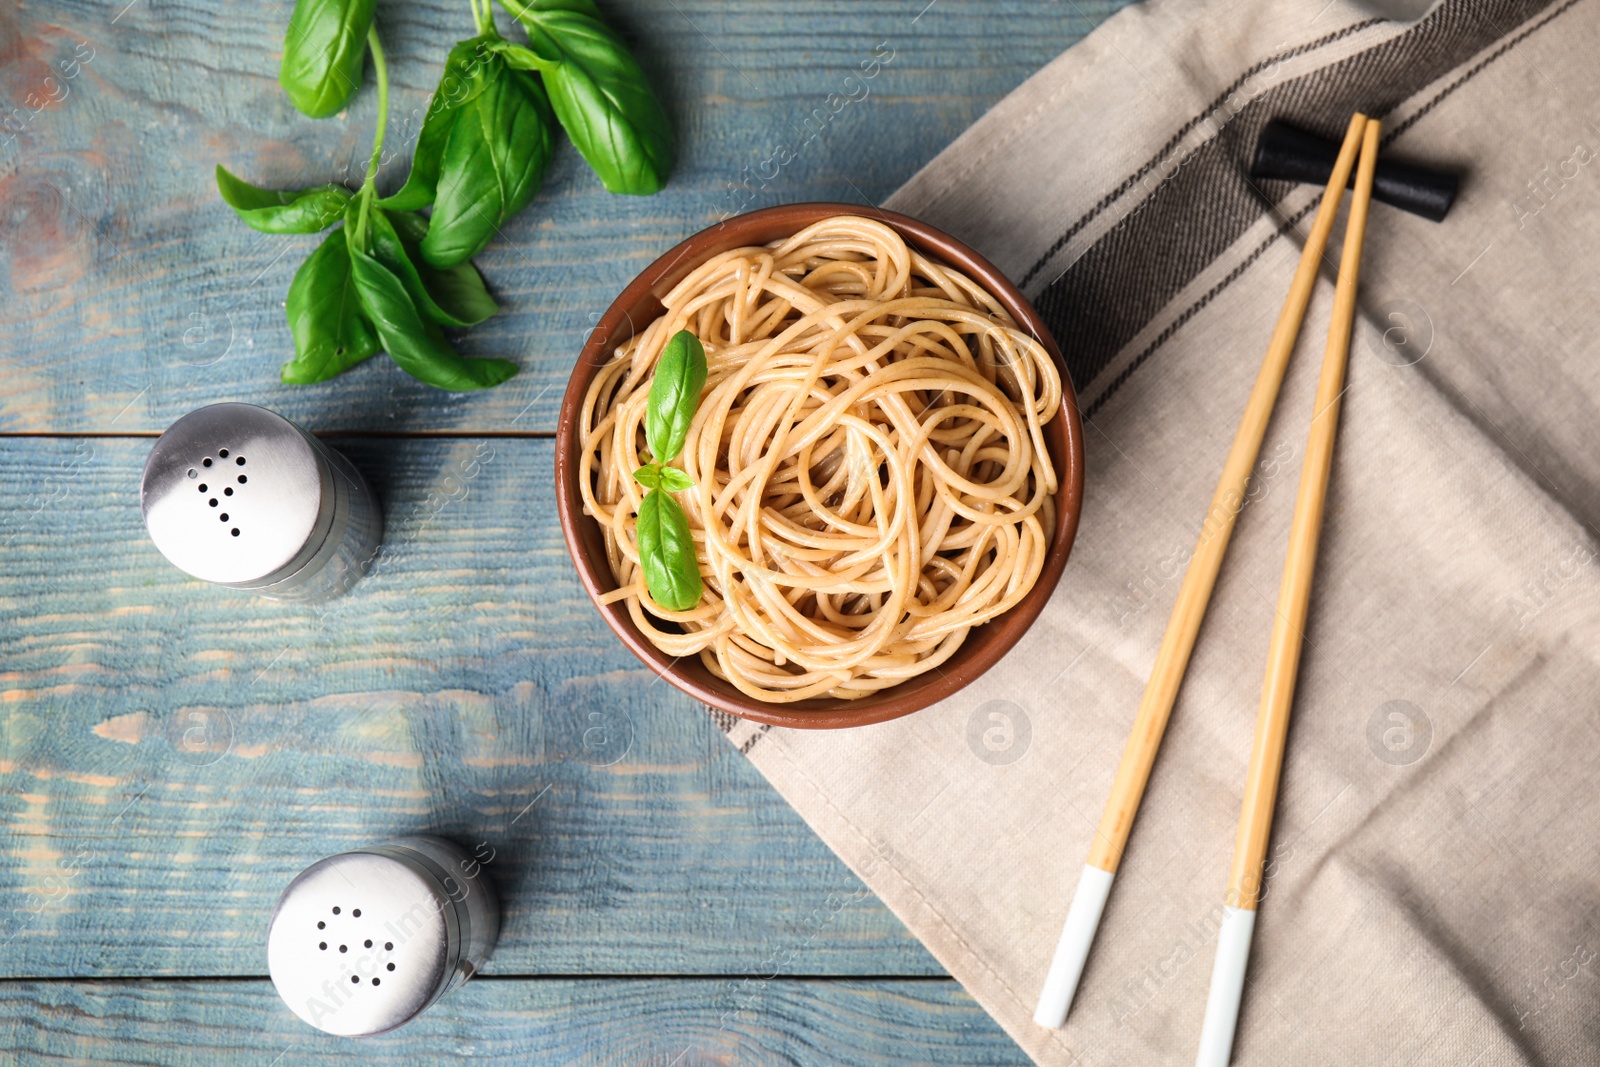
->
<box><xmin>579</xmin><ymin>215</ymin><xmax>1062</xmax><ymax>703</ymax></box>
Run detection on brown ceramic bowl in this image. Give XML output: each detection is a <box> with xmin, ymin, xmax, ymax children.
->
<box><xmin>555</xmin><ymin>203</ymin><xmax>1084</xmax><ymax>729</ymax></box>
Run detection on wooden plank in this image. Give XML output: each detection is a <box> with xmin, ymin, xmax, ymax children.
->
<box><xmin>0</xmin><ymin>435</ymin><xmax>937</xmax><ymax>977</ymax></box>
<box><xmin>0</xmin><ymin>0</ymin><xmax>1125</xmax><ymax>434</ymax></box>
<box><xmin>0</xmin><ymin>977</ymin><xmax>1028</xmax><ymax>1065</ymax></box>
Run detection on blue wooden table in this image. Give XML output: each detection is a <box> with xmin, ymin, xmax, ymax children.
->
<box><xmin>0</xmin><ymin>1</ymin><xmax>1126</xmax><ymax>1061</ymax></box>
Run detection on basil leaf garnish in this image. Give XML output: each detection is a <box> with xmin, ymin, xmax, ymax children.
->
<box><xmin>633</xmin><ymin>463</ymin><xmax>664</xmax><ymax>491</ymax></box>
<box><xmin>629</xmin><ymin>330</ymin><xmax>707</xmax><ymax>610</ymax></box>
<box><xmin>636</xmin><ymin>488</ymin><xmax>702</xmax><ymax>612</ymax></box>
<box><xmin>655</xmin><ymin>465</ymin><xmax>693</xmax><ymax>492</ymax></box>
<box><xmin>633</xmin><ymin>462</ymin><xmax>693</xmax><ymax>492</ymax></box>
<box><xmin>379</xmin><ymin>36</ymin><xmax>499</xmax><ymax>211</ymax></box>
<box><xmin>644</xmin><ymin>331</ymin><xmax>707</xmax><ymax>464</ymax></box>
<box><xmin>387</xmin><ymin>210</ymin><xmax>499</xmax><ymax>326</ymax></box>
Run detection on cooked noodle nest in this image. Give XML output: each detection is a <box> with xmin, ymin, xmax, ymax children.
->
<box><xmin>579</xmin><ymin>215</ymin><xmax>1062</xmax><ymax>703</ymax></box>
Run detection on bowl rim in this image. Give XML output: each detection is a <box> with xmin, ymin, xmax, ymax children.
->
<box><xmin>554</xmin><ymin>202</ymin><xmax>1084</xmax><ymax>729</ymax></box>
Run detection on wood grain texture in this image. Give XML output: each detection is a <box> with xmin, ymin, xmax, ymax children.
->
<box><xmin>0</xmin><ymin>436</ymin><xmax>935</xmax><ymax>977</ymax></box>
<box><xmin>0</xmin><ymin>3</ymin><xmax>1142</xmax><ymax>1059</ymax></box>
<box><xmin>1</xmin><ymin>977</ymin><xmax>1030</xmax><ymax>1065</ymax></box>
<box><xmin>0</xmin><ymin>0</ymin><xmax>1125</xmax><ymax>434</ymax></box>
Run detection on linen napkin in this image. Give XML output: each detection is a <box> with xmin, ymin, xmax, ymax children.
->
<box><xmin>711</xmin><ymin>0</ymin><xmax>1600</xmax><ymax>1062</ymax></box>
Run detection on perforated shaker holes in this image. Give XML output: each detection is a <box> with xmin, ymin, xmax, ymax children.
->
<box><xmin>195</xmin><ymin>447</ymin><xmax>248</xmax><ymax>539</ymax></box>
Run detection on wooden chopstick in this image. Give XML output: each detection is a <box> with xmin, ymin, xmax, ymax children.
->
<box><xmin>1193</xmin><ymin>115</ymin><xmax>1382</xmax><ymax>1067</ymax></box>
<box><xmin>1033</xmin><ymin>112</ymin><xmax>1372</xmax><ymax>1031</ymax></box>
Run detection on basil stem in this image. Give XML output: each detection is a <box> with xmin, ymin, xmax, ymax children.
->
<box><xmin>351</xmin><ymin>24</ymin><xmax>389</xmax><ymax>249</ymax></box>
<box><xmin>471</xmin><ymin>0</ymin><xmax>495</xmax><ymax>36</ymax></box>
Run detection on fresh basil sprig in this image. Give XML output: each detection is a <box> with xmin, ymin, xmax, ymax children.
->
<box><xmin>630</xmin><ymin>330</ymin><xmax>706</xmax><ymax>611</ymax></box>
<box><xmin>223</xmin><ymin>29</ymin><xmax>513</xmax><ymax>389</ymax></box>
<box><xmin>217</xmin><ymin>1</ymin><xmax>672</xmax><ymax>388</ymax></box>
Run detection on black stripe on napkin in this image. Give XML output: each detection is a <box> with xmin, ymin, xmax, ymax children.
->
<box><xmin>1016</xmin><ymin>17</ymin><xmax>1385</xmax><ymax>293</ymax></box>
<box><xmin>1030</xmin><ymin>0</ymin><xmax>1567</xmax><ymax>413</ymax></box>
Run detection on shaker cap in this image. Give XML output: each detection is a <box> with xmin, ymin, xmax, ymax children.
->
<box><xmin>266</xmin><ymin>851</ymin><xmax>455</xmax><ymax>1037</ymax></box>
<box><xmin>141</xmin><ymin>403</ymin><xmax>332</xmax><ymax>585</ymax></box>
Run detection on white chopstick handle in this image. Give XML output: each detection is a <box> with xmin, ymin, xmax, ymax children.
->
<box><xmin>1033</xmin><ymin>864</ymin><xmax>1115</xmax><ymax>1028</ymax></box>
<box><xmin>1195</xmin><ymin>905</ymin><xmax>1257</xmax><ymax>1067</ymax></box>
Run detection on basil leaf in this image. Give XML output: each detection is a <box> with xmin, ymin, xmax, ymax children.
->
<box><xmin>379</xmin><ymin>37</ymin><xmax>499</xmax><ymax>211</ymax></box>
<box><xmin>363</xmin><ymin>205</ymin><xmax>497</xmax><ymax>328</ymax></box>
<box><xmin>636</xmin><ymin>488</ymin><xmax>702</xmax><ymax>611</ymax></box>
<box><xmin>496</xmin><ymin>10</ymin><xmax>672</xmax><ymax>195</ymax></box>
<box><xmin>520</xmin><ymin>0</ymin><xmax>601</xmax><ymax>15</ymax></box>
<box><xmin>348</xmin><ymin>244</ymin><xmax>518</xmax><ymax>390</ymax></box>
<box><xmin>387</xmin><ymin>210</ymin><xmax>499</xmax><ymax>326</ymax></box>
<box><xmin>282</xmin><ymin>227</ymin><xmax>381</xmax><ymax>383</ymax></box>
<box><xmin>632</xmin><ymin>462</ymin><xmax>664</xmax><ymax>490</ymax></box>
<box><xmin>378</xmin><ymin>101</ymin><xmax>456</xmax><ymax>212</ymax></box>
<box><xmin>656</xmin><ymin>465</ymin><xmax>693</xmax><ymax>492</ymax></box>
<box><xmin>633</xmin><ymin>461</ymin><xmax>693</xmax><ymax>492</ymax></box>
<box><xmin>644</xmin><ymin>330</ymin><xmax>706</xmax><ymax>463</ymax></box>
<box><xmin>215</xmin><ymin>166</ymin><xmax>351</xmax><ymax>234</ymax></box>
<box><xmin>422</xmin><ymin>59</ymin><xmax>555</xmax><ymax>268</ymax></box>
<box><xmin>280</xmin><ymin>0</ymin><xmax>376</xmax><ymax>119</ymax></box>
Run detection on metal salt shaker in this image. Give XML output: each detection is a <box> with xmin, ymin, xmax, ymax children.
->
<box><xmin>140</xmin><ymin>403</ymin><xmax>382</xmax><ymax>601</ymax></box>
<box><xmin>266</xmin><ymin>836</ymin><xmax>500</xmax><ymax>1037</ymax></box>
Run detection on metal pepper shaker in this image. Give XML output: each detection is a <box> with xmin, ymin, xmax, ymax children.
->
<box><xmin>140</xmin><ymin>403</ymin><xmax>382</xmax><ymax>601</ymax></box>
<box><xmin>265</xmin><ymin>836</ymin><xmax>500</xmax><ymax>1037</ymax></box>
